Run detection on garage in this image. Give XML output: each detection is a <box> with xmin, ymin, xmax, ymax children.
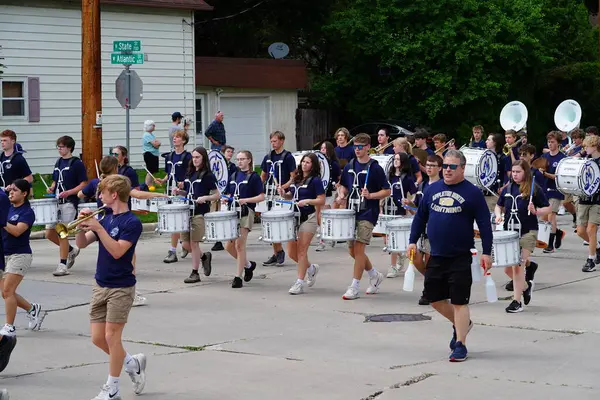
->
<box><xmin>219</xmin><ymin>97</ymin><xmax>268</xmax><ymax>164</ymax></box>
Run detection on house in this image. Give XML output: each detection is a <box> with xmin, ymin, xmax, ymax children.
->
<box><xmin>195</xmin><ymin>57</ymin><xmax>307</xmax><ymax>165</ymax></box>
<box><xmin>0</xmin><ymin>0</ymin><xmax>212</xmax><ymax>173</ymax></box>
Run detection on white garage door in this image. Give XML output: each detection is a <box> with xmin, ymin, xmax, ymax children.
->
<box><xmin>220</xmin><ymin>97</ymin><xmax>268</xmax><ymax>168</ymax></box>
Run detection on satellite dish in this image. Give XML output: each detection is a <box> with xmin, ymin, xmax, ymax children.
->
<box><xmin>268</xmin><ymin>42</ymin><xmax>289</xmax><ymax>59</ymax></box>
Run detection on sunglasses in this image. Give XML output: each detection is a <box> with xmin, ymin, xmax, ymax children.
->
<box><xmin>353</xmin><ymin>145</ymin><xmax>367</xmax><ymax>150</ymax></box>
<box><xmin>442</xmin><ymin>163</ymin><xmax>460</xmax><ymax>170</ymax></box>
<box><xmin>111</xmin><ymin>152</ymin><xmax>120</xmax><ymax>157</ymax></box>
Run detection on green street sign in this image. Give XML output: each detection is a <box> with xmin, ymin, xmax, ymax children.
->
<box><xmin>111</xmin><ymin>53</ymin><xmax>144</xmax><ymax>65</ymax></box>
<box><xmin>113</xmin><ymin>40</ymin><xmax>141</xmax><ymax>52</ymax></box>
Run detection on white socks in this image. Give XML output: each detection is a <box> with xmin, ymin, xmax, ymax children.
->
<box><xmin>170</xmin><ymin>246</ymin><xmax>177</xmax><ymax>253</ymax></box>
<box><xmin>245</xmin><ymin>261</ymin><xmax>252</xmax><ymax>269</ymax></box>
<box><xmin>351</xmin><ymin>278</ymin><xmax>360</xmax><ymax>289</ymax></box>
<box><xmin>296</xmin><ymin>279</ymin><xmax>305</xmax><ymax>285</ymax></box>
<box><xmin>307</xmin><ymin>264</ymin><xmax>316</xmax><ymax>275</ymax></box>
<box><xmin>106</xmin><ymin>375</ymin><xmax>120</xmax><ymax>394</ymax></box>
<box><xmin>367</xmin><ymin>268</ymin><xmax>378</xmax><ymax>278</ymax></box>
<box><xmin>124</xmin><ymin>353</ymin><xmax>136</xmax><ymax>372</ymax></box>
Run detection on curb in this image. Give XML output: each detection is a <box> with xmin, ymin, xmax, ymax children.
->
<box><xmin>31</xmin><ymin>223</ymin><xmax>158</xmax><ymax>240</ymax></box>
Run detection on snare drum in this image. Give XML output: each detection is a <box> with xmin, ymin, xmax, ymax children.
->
<box><xmin>555</xmin><ymin>157</ymin><xmax>600</xmax><ymax>197</ymax></box>
<box><xmin>131</xmin><ymin>197</ymin><xmax>150</xmax><ymax>214</ymax></box>
<box><xmin>536</xmin><ymin>221</ymin><xmax>551</xmax><ymax>248</ymax></box>
<box><xmin>373</xmin><ymin>214</ymin><xmax>400</xmax><ymax>236</ymax></box>
<box><xmin>320</xmin><ymin>209</ymin><xmax>355</xmax><ymax>241</ymax></box>
<box><xmin>385</xmin><ymin>217</ymin><xmax>413</xmax><ymax>253</ymax></box>
<box><xmin>149</xmin><ymin>197</ymin><xmax>170</xmax><ymax>213</ymax></box>
<box><xmin>491</xmin><ymin>231</ymin><xmax>520</xmax><ymax>268</ymax></box>
<box><xmin>204</xmin><ymin>210</ymin><xmax>239</xmax><ymax>242</ymax></box>
<box><xmin>474</xmin><ymin>213</ymin><xmax>503</xmax><ymax>238</ymax></box>
<box><xmin>157</xmin><ymin>204</ymin><xmax>190</xmax><ymax>233</ymax></box>
<box><xmin>260</xmin><ymin>210</ymin><xmax>296</xmax><ymax>243</ymax></box>
<box><xmin>461</xmin><ymin>148</ymin><xmax>498</xmax><ymax>188</ymax></box>
<box><xmin>30</xmin><ymin>198</ymin><xmax>58</xmax><ymax>226</ymax></box>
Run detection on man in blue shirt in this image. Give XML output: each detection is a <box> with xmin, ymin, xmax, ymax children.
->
<box><xmin>204</xmin><ymin>111</ymin><xmax>226</xmax><ymax>151</ymax></box>
<box><xmin>408</xmin><ymin>149</ymin><xmax>493</xmax><ymax>362</ymax></box>
<box><xmin>0</xmin><ymin>130</ymin><xmax>32</xmax><ymax>190</ymax></box>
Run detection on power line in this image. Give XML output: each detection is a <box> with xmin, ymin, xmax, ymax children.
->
<box><xmin>196</xmin><ymin>0</ymin><xmax>268</xmax><ymax>25</ymax></box>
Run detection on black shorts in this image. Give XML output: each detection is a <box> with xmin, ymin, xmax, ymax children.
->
<box><xmin>143</xmin><ymin>152</ymin><xmax>159</xmax><ymax>174</ymax></box>
<box><xmin>424</xmin><ymin>254</ymin><xmax>472</xmax><ymax>305</ymax></box>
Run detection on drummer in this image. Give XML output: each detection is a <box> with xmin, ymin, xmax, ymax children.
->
<box><xmin>540</xmin><ymin>131</ymin><xmax>566</xmax><ymax>253</ymax></box>
<box><xmin>210</xmin><ymin>145</ymin><xmax>238</xmax><ymax>253</ymax></box>
<box><xmin>337</xmin><ymin>133</ymin><xmax>391</xmax><ymax>300</ymax></box>
<box><xmin>334</xmin><ymin>127</ymin><xmax>355</xmax><ymax>165</ymax></box>
<box><xmin>225</xmin><ymin>150</ymin><xmax>265</xmax><ymax>289</ymax></box>
<box><xmin>316</xmin><ymin>141</ymin><xmax>341</xmax><ymax>252</ymax></box>
<box><xmin>175</xmin><ymin>146</ymin><xmax>219</xmax><ymax>284</ymax></box>
<box><xmin>484</xmin><ymin>133</ymin><xmax>510</xmax><ymax>210</ymax></box>
<box><xmin>576</xmin><ymin>135</ymin><xmax>600</xmax><ymax>272</ymax></box>
<box><xmin>277</xmin><ymin>153</ymin><xmax>325</xmax><ymax>294</ymax></box>
<box><xmin>495</xmin><ymin>160</ymin><xmax>551</xmax><ymax>313</ymax></box>
<box><xmin>112</xmin><ymin>146</ymin><xmax>140</xmax><ymax>190</ymax></box>
<box><xmin>386</xmin><ymin>152</ymin><xmax>417</xmax><ymax>279</ymax></box>
<box><xmin>392</xmin><ymin>137</ymin><xmax>422</xmax><ymax>184</ymax></box>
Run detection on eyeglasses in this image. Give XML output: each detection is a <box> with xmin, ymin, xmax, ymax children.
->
<box><xmin>442</xmin><ymin>163</ymin><xmax>460</xmax><ymax>170</ymax></box>
<box><xmin>425</xmin><ymin>164</ymin><xmax>440</xmax><ymax>168</ymax></box>
<box><xmin>353</xmin><ymin>145</ymin><xmax>367</xmax><ymax>150</ymax></box>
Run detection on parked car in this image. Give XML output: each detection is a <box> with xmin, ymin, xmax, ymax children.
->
<box><xmin>312</xmin><ymin>120</ymin><xmax>415</xmax><ymax>150</ymax></box>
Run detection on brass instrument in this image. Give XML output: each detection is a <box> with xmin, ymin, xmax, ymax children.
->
<box><xmin>369</xmin><ymin>141</ymin><xmax>394</xmax><ymax>155</ymax></box>
<box><xmin>55</xmin><ymin>206</ymin><xmax>106</xmax><ymax>239</ymax></box>
<box><xmin>502</xmin><ymin>137</ymin><xmax>524</xmax><ymax>156</ymax></box>
<box><xmin>434</xmin><ymin>139</ymin><xmax>455</xmax><ymax>155</ymax></box>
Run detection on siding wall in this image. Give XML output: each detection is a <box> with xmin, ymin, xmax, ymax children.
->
<box><xmin>0</xmin><ymin>1</ymin><xmax>196</xmax><ymax>173</ymax></box>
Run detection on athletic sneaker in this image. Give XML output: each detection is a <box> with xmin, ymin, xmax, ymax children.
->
<box><xmin>554</xmin><ymin>229</ymin><xmax>565</xmax><ymax>249</ymax></box>
<box><xmin>27</xmin><ymin>303</ymin><xmax>45</xmax><ymax>331</ymax></box>
<box><xmin>449</xmin><ymin>341</ymin><xmax>468</xmax><ymax>362</ymax></box>
<box><xmin>306</xmin><ymin>264</ymin><xmax>319</xmax><ymax>287</ymax></box>
<box><xmin>132</xmin><ymin>293</ymin><xmax>147</xmax><ymax>307</ymax></box>
<box><xmin>505</xmin><ymin>280</ymin><xmax>514</xmax><ymax>291</ymax></box>
<box><xmin>126</xmin><ymin>353</ymin><xmax>147</xmax><ymax>394</ymax></box>
<box><xmin>0</xmin><ymin>336</ymin><xmax>17</xmax><ymax>373</ymax></box>
<box><xmin>184</xmin><ymin>269</ymin><xmax>201</xmax><ymax>283</ymax></box>
<box><xmin>543</xmin><ymin>246</ymin><xmax>555</xmax><ymax>254</ymax></box>
<box><xmin>232</xmin><ymin>276</ymin><xmax>243</xmax><ymax>288</ymax></box>
<box><xmin>211</xmin><ymin>241</ymin><xmax>224</xmax><ymax>251</ymax></box>
<box><xmin>582</xmin><ymin>258</ymin><xmax>597</xmax><ymax>273</ymax></box>
<box><xmin>506</xmin><ymin>300</ymin><xmax>523</xmax><ymax>313</ymax></box>
<box><xmin>525</xmin><ymin>261</ymin><xmax>538</xmax><ymax>282</ymax></box>
<box><xmin>418</xmin><ymin>295</ymin><xmax>430</xmax><ymax>306</ymax></box>
<box><xmin>244</xmin><ymin>261</ymin><xmax>256</xmax><ymax>282</ymax></box>
<box><xmin>594</xmin><ymin>252</ymin><xmax>600</xmax><ymax>265</ymax></box>
<box><xmin>0</xmin><ymin>324</ymin><xmax>15</xmax><ymax>337</ymax></box>
<box><xmin>0</xmin><ymin>389</ymin><xmax>8</xmax><ymax>400</ymax></box>
<box><xmin>315</xmin><ymin>242</ymin><xmax>326</xmax><ymax>252</ymax></box>
<box><xmin>53</xmin><ymin>263</ymin><xmax>70</xmax><ymax>276</ymax></box>
<box><xmin>386</xmin><ymin>265</ymin><xmax>400</xmax><ymax>278</ymax></box>
<box><xmin>450</xmin><ymin>320</ymin><xmax>473</xmax><ymax>350</ymax></box>
<box><xmin>163</xmin><ymin>250</ymin><xmax>178</xmax><ymax>263</ymax></box>
<box><xmin>262</xmin><ymin>254</ymin><xmax>278</xmax><ymax>266</ymax></box>
<box><xmin>365</xmin><ymin>272</ymin><xmax>384</xmax><ymax>294</ymax></box>
<box><xmin>66</xmin><ymin>247</ymin><xmax>80</xmax><ymax>269</ymax></box>
<box><xmin>342</xmin><ymin>286</ymin><xmax>359</xmax><ymax>300</ymax></box>
<box><xmin>180</xmin><ymin>247</ymin><xmax>189</xmax><ymax>259</ymax></box>
<box><xmin>276</xmin><ymin>250</ymin><xmax>285</xmax><ymax>266</ymax></box>
<box><xmin>523</xmin><ymin>281</ymin><xmax>534</xmax><ymax>305</ymax></box>
<box><xmin>91</xmin><ymin>384</ymin><xmax>121</xmax><ymax>400</ymax></box>
<box><xmin>288</xmin><ymin>281</ymin><xmax>305</xmax><ymax>295</ymax></box>
<box><xmin>202</xmin><ymin>252</ymin><xmax>212</xmax><ymax>276</ymax></box>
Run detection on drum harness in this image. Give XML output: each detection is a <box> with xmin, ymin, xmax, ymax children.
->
<box><xmin>53</xmin><ymin>156</ymin><xmax>80</xmax><ymax>205</ymax></box>
<box><xmin>183</xmin><ymin>169</ymin><xmax>208</xmax><ymax>218</ymax></box>
<box><xmin>504</xmin><ymin>183</ymin><xmax>522</xmax><ymax>236</ymax></box>
<box><xmin>347</xmin><ymin>158</ymin><xmax>374</xmax><ymax>213</ymax></box>
<box><xmin>227</xmin><ymin>170</ymin><xmax>256</xmax><ymax>220</ymax></box>
<box><xmin>264</xmin><ymin>150</ymin><xmax>290</xmax><ymax>210</ymax></box>
<box><xmin>0</xmin><ymin>150</ymin><xmax>22</xmax><ymax>189</ymax></box>
<box><xmin>165</xmin><ymin>151</ymin><xmax>189</xmax><ymax>197</ymax></box>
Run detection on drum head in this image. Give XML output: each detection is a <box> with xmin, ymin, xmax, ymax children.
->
<box><xmin>461</xmin><ymin>148</ymin><xmax>497</xmax><ymax>188</ymax></box>
<box><xmin>209</xmin><ymin>150</ymin><xmax>229</xmax><ymax>193</ymax></box>
<box><xmin>294</xmin><ymin>151</ymin><xmax>331</xmax><ymax>190</ymax></box>
<box><xmin>580</xmin><ymin>159</ymin><xmax>600</xmax><ymax>196</ymax></box>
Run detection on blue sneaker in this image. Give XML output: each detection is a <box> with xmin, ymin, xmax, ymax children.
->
<box><xmin>449</xmin><ymin>341</ymin><xmax>468</xmax><ymax>362</ymax></box>
<box><xmin>449</xmin><ymin>320</ymin><xmax>473</xmax><ymax>350</ymax></box>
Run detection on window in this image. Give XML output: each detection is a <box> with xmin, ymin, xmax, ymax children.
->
<box><xmin>195</xmin><ymin>98</ymin><xmax>203</xmax><ymax>134</ymax></box>
<box><xmin>1</xmin><ymin>80</ymin><xmax>25</xmax><ymax>117</ymax></box>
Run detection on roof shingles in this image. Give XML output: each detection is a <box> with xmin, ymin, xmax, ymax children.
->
<box><xmin>100</xmin><ymin>0</ymin><xmax>213</xmax><ymax>11</ymax></box>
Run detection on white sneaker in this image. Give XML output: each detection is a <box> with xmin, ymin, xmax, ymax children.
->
<box><xmin>342</xmin><ymin>286</ymin><xmax>359</xmax><ymax>300</ymax></box>
<box><xmin>306</xmin><ymin>264</ymin><xmax>319</xmax><ymax>287</ymax></box>
<box><xmin>386</xmin><ymin>265</ymin><xmax>400</xmax><ymax>278</ymax></box>
<box><xmin>126</xmin><ymin>353</ymin><xmax>147</xmax><ymax>394</ymax></box>
<box><xmin>66</xmin><ymin>247</ymin><xmax>80</xmax><ymax>269</ymax></box>
<box><xmin>583</xmin><ymin>241</ymin><xmax>589</xmax><ymax>246</ymax></box>
<box><xmin>558</xmin><ymin>205</ymin><xmax>566</xmax><ymax>215</ymax></box>
<box><xmin>52</xmin><ymin>263</ymin><xmax>70</xmax><ymax>277</ymax></box>
<box><xmin>315</xmin><ymin>242</ymin><xmax>326</xmax><ymax>252</ymax></box>
<box><xmin>91</xmin><ymin>385</ymin><xmax>121</xmax><ymax>400</ymax></box>
<box><xmin>0</xmin><ymin>324</ymin><xmax>15</xmax><ymax>337</ymax></box>
<box><xmin>27</xmin><ymin>303</ymin><xmax>45</xmax><ymax>330</ymax></box>
<box><xmin>132</xmin><ymin>292</ymin><xmax>147</xmax><ymax>307</ymax></box>
<box><xmin>0</xmin><ymin>389</ymin><xmax>9</xmax><ymax>400</ymax></box>
<box><xmin>288</xmin><ymin>281</ymin><xmax>305</xmax><ymax>295</ymax></box>
<box><xmin>366</xmin><ymin>272</ymin><xmax>384</xmax><ymax>294</ymax></box>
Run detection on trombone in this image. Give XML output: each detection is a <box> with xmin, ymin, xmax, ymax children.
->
<box><xmin>369</xmin><ymin>141</ymin><xmax>394</xmax><ymax>155</ymax></box>
<box><xmin>502</xmin><ymin>137</ymin><xmax>524</xmax><ymax>156</ymax></box>
<box><xmin>434</xmin><ymin>139</ymin><xmax>455</xmax><ymax>155</ymax></box>
<box><xmin>55</xmin><ymin>206</ymin><xmax>107</xmax><ymax>239</ymax></box>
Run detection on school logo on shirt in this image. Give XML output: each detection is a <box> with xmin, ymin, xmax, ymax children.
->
<box><xmin>110</xmin><ymin>227</ymin><xmax>119</xmax><ymax>237</ymax></box>
<box><xmin>431</xmin><ymin>191</ymin><xmax>465</xmax><ymax>213</ymax></box>
<box><xmin>582</xmin><ymin>162</ymin><xmax>600</xmax><ymax>197</ymax></box>
<box><xmin>5</xmin><ymin>163</ymin><xmax>11</xmax><ymax>170</ymax></box>
<box><xmin>9</xmin><ymin>214</ymin><xmax>18</xmax><ymax>221</ymax></box>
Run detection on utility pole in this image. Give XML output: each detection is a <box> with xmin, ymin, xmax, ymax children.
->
<box><xmin>81</xmin><ymin>0</ymin><xmax>102</xmax><ymax>180</ymax></box>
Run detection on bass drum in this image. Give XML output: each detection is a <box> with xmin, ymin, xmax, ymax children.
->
<box><xmin>208</xmin><ymin>150</ymin><xmax>229</xmax><ymax>194</ymax></box>
<box><xmin>461</xmin><ymin>148</ymin><xmax>498</xmax><ymax>189</ymax></box>
<box><xmin>555</xmin><ymin>157</ymin><xmax>600</xmax><ymax>197</ymax></box>
<box><xmin>293</xmin><ymin>151</ymin><xmax>330</xmax><ymax>191</ymax></box>
<box><xmin>370</xmin><ymin>155</ymin><xmax>394</xmax><ymax>177</ymax></box>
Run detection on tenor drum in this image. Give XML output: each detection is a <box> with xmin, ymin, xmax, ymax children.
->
<box><xmin>30</xmin><ymin>198</ymin><xmax>58</xmax><ymax>226</ymax></box>
<box><xmin>293</xmin><ymin>151</ymin><xmax>331</xmax><ymax>191</ymax></box>
<box><xmin>260</xmin><ymin>210</ymin><xmax>296</xmax><ymax>243</ymax></box>
<box><xmin>204</xmin><ymin>210</ymin><xmax>239</xmax><ymax>242</ymax></box>
<box><xmin>385</xmin><ymin>217</ymin><xmax>413</xmax><ymax>253</ymax></box>
<box><xmin>321</xmin><ymin>209</ymin><xmax>355</xmax><ymax>241</ymax></box>
<box><xmin>491</xmin><ymin>231</ymin><xmax>520</xmax><ymax>268</ymax></box>
<box><xmin>536</xmin><ymin>222</ymin><xmax>551</xmax><ymax>249</ymax></box>
<box><xmin>149</xmin><ymin>197</ymin><xmax>170</xmax><ymax>213</ymax></box>
<box><xmin>131</xmin><ymin>197</ymin><xmax>150</xmax><ymax>214</ymax></box>
<box><xmin>157</xmin><ymin>204</ymin><xmax>190</xmax><ymax>233</ymax></box>
<box><xmin>555</xmin><ymin>157</ymin><xmax>600</xmax><ymax>197</ymax></box>
<box><xmin>373</xmin><ymin>214</ymin><xmax>400</xmax><ymax>235</ymax></box>
<box><xmin>370</xmin><ymin>155</ymin><xmax>394</xmax><ymax>177</ymax></box>
<box><xmin>461</xmin><ymin>148</ymin><xmax>498</xmax><ymax>189</ymax></box>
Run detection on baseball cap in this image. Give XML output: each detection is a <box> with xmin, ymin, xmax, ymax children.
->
<box><xmin>172</xmin><ymin>112</ymin><xmax>183</xmax><ymax>120</ymax></box>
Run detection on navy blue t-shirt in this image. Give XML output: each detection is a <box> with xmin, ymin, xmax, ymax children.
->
<box><xmin>335</xmin><ymin>145</ymin><xmax>355</xmax><ymax>163</ymax></box>
<box><xmin>541</xmin><ymin>151</ymin><xmax>566</xmax><ymax>200</ymax></box>
<box><xmin>0</xmin><ymin>190</ymin><xmax>9</xmax><ymax>269</ymax></box>
<box><xmin>94</xmin><ymin>211</ymin><xmax>142</xmax><ymax>288</ymax></box>
<box><xmin>408</xmin><ymin>154</ymin><xmax>420</xmax><ymax>181</ymax></box>
<box><xmin>164</xmin><ymin>150</ymin><xmax>192</xmax><ymax>185</ymax></box>
<box><xmin>289</xmin><ymin>175</ymin><xmax>325</xmax><ymax>215</ymax></box>
<box><xmin>383</xmin><ymin>146</ymin><xmax>395</xmax><ymax>155</ymax></box>
<box><xmin>340</xmin><ymin>158</ymin><xmax>390</xmax><ymax>225</ymax></box>
<box><xmin>82</xmin><ymin>178</ymin><xmax>100</xmax><ymax>201</ymax></box>
<box><xmin>183</xmin><ymin>170</ymin><xmax>218</xmax><ymax>215</ymax></box>
<box><xmin>532</xmin><ymin>168</ymin><xmax>547</xmax><ymax>194</ymax></box>
<box><xmin>328</xmin><ymin>159</ymin><xmax>341</xmax><ymax>196</ymax></box>
<box><xmin>260</xmin><ymin>150</ymin><xmax>297</xmax><ymax>186</ymax></box>
<box><xmin>52</xmin><ymin>157</ymin><xmax>87</xmax><ymax>205</ymax></box>
<box><xmin>390</xmin><ymin>174</ymin><xmax>417</xmax><ymax>216</ymax></box>
<box><xmin>227</xmin><ymin>161</ymin><xmax>238</xmax><ymax>182</ymax></box>
<box><xmin>0</xmin><ymin>152</ymin><xmax>32</xmax><ymax>187</ymax></box>
<box><xmin>2</xmin><ymin>202</ymin><xmax>35</xmax><ymax>255</ymax></box>
<box><xmin>471</xmin><ymin>139</ymin><xmax>486</xmax><ymax>149</ymax></box>
<box><xmin>497</xmin><ymin>182</ymin><xmax>549</xmax><ymax>235</ymax></box>
<box><xmin>228</xmin><ymin>171</ymin><xmax>264</xmax><ymax>211</ymax></box>
<box><xmin>119</xmin><ymin>165</ymin><xmax>139</xmax><ymax>189</ymax></box>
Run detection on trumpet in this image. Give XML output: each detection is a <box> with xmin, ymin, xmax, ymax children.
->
<box><xmin>434</xmin><ymin>139</ymin><xmax>455</xmax><ymax>155</ymax></box>
<box><xmin>502</xmin><ymin>137</ymin><xmax>524</xmax><ymax>156</ymax></box>
<box><xmin>55</xmin><ymin>206</ymin><xmax>106</xmax><ymax>239</ymax></box>
<box><xmin>369</xmin><ymin>141</ymin><xmax>394</xmax><ymax>155</ymax></box>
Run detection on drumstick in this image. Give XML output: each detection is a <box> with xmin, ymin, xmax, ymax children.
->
<box><xmin>144</xmin><ymin>166</ymin><xmax>156</xmax><ymax>181</ymax></box>
<box><xmin>94</xmin><ymin>159</ymin><xmax>100</xmax><ymax>179</ymax></box>
<box><xmin>38</xmin><ymin>173</ymin><xmax>50</xmax><ymax>191</ymax></box>
<box><xmin>528</xmin><ymin>175</ymin><xmax>535</xmax><ymax>216</ymax></box>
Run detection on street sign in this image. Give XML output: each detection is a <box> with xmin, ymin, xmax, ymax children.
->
<box><xmin>111</xmin><ymin>53</ymin><xmax>144</xmax><ymax>65</ymax></box>
<box><xmin>113</xmin><ymin>40</ymin><xmax>141</xmax><ymax>52</ymax></box>
<box><xmin>115</xmin><ymin>70</ymin><xmax>143</xmax><ymax>109</ymax></box>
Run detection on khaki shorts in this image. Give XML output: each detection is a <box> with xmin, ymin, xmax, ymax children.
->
<box><xmin>549</xmin><ymin>198</ymin><xmax>562</xmax><ymax>214</ymax></box>
<box><xmin>520</xmin><ymin>231</ymin><xmax>537</xmax><ymax>253</ymax></box>
<box><xmin>89</xmin><ymin>285</ymin><xmax>135</xmax><ymax>324</ymax></box>
<box><xmin>298</xmin><ymin>213</ymin><xmax>318</xmax><ymax>234</ymax></box>
<box><xmin>181</xmin><ymin>215</ymin><xmax>205</xmax><ymax>242</ymax></box>
<box><xmin>577</xmin><ymin>203</ymin><xmax>600</xmax><ymax>226</ymax></box>
<box><xmin>348</xmin><ymin>220</ymin><xmax>374</xmax><ymax>245</ymax></box>
<box><xmin>46</xmin><ymin>202</ymin><xmax>77</xmax><ymax>229</ymax></box>
<box><xmin>3</xmin><ymin>254</ymin><xmax>33</xmax><ymax>277</ymax></box>
<box><xmin>239</xmin><ymin>209</ymin><xmax>255</xmax><ymax>231</ymax></box>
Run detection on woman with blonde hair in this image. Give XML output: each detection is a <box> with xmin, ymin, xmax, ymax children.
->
<box><xmin>393</xmin><ymin>137</ymin><xmax>422</xmax><ymax>184</ymax></box>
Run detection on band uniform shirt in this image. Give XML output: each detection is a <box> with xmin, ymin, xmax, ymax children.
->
<box><xmin>289</xmin><ymin>176</ymin><xmax>325</xmax><ymax>216</ymax></box>
<box><xmin>340</xmin><ymin>158</ymin><xmax>390</xmax><ymax>225</ymax></box>
<box><xmin>567</xmin><ymin>144</ymin><xmax>583</xmax><ymax>157</ymax></box>
<box><xmin>94</xmin><ymin>211</ymin><xmax>142</xmax><ymax>288</ymax></box>
<box><xmin>578</xmin><ymin>157</ymin><xmax>600</xmax><ymax>205</ymax></box>
<box><xmin>541</xmin><ymin>152</ymin><xmax>566</xmax><ymax>200</ymax></box>
<box><xmin>383</xmin><ymin>146</ymin><xmax>395</xmax><ymax>155</ymax></box>
<box><xmin>409</xmin><ymin>179</ymin><xmax>493</xmax><ymax>257</ymax></box>
<box><xmin>204</xmin><ymin>120</ymin><xmax>227</xmax><ymax>146</ymax></box>
<box><xmin>531</xmin><ymin>168</ymin><xmax>547</xmax><ymax>193</ymax></box>
<box><xmin>260</xmin><ymin>150</ymin><xmax>296</xmax><ymax>186</ymax></box>
<box><xmin>0</xmin><ymin>190</ymin><xmax>9</xmax><ymax>269</ymax></box>
<box><xmin>408</xmin><ymin>154</ymin><xmax>420</xmax><ymax>181</ymax></box>
<box><xmin>228</xmin><ymin>171</ymin><xmax>264</xmax><ymax>211</ymax></box>
<box><xmin>2</xmin><ymin>202</ymin><xmax>35</xmax><ymax>255</ymax></box>
<box><xmin>118</xmin><ymin>165</ymin><xmax>140</xmax><ymax>189</ymax></box>
<box><xmin>328</xmin><ymin>158</ymin><xmax>341</xmax><ymax>196</ymax></box>
<box><xmin>511</xmin><ymin>146</ymin><xmax>520</xmax><ymax>161</ymax></box>
<box><xmin>390</xmin><ymin>174</ymin><xmax>417</xmax><ymax>216</ymax></box>
<box><xmin>82</xmin><ymin>178</ymin><xmax>101</xmax><ymax>205</ymax></box>
<box><xmin>0</xmin><ymin>152</ymin><xmax>31</xmax><ymax>187</ymax></box>
<box><xmin>497</xmin><ymin>182</ymin><xmax>549</xmax><ymax>235</ymax></box>
<box><xmin>183</xmin><ymin>170</ymin><xmax>218</xmax><ymax>215</ymax></box>
<box><xmin>424</xmin><ymin>147</ymin><xmax>435</xmax><ymax>156</ymax></box>
<box><xmin>164</xmin><ymin>151</ymin><xmax>192</xmax><ymax>186</ymax></box>
<box><xmin>470</xmin><ymin>139</ymin><xmax>486</xmax><ymax>149</ymax></box>
<box><xmin>142</xmin><ymin>131</ymin><xmax>160</xmax><ymax>156</ymax></box>
<box><xmin>335</xmin><ymin>145</ymin><xmax>355</xmax><ymax>163</ymax></box>
<box><xmin>52</xmin><ymin>157</ymin><xmax>87</xmax><ymax>205</ymax></box>
<box><xmin>227</xmin><ymin>161</ymin><xmax>238</xmax><ymax>182</ymax></box>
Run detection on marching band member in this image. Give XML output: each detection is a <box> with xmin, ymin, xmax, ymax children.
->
<box><xmin>1</xmin><ymin>180</ymin><xmax>45</xmax><ymax>337</ymax></box>
<box><xmin>0</xmin><ymin>188</ymin><xmax>17</xmax><ymax>374</ymax></box>
<box><xmin>260</xmin><ymin>131</ymin><xmax>296</xmax><ymax>267</ymax></box>
<box><xmin>75</xmin><ymin>175</ymin><xmax>147</xmax><ymax>400</ymax></box>
<box><xmin>47</xmin><ymin>136</ymin><xmax>87</xmax><ymax>277</ymax></box>
<box><xmin>484</xmin><ymin>133</ymin><xmax>510</xmax><ymax>211</ymax></box>
<box><xmin>141</xmin><ymin>120</ymin><xmax>160</xmax><ymax>191</ymax></box>
<box><xmin>540</xmin><ymin>131</ymin><xmax>567</xmax><ymax>253</ymax></box>
<box><xmin>176</xmin><ymin>147</ymin><xmax>219</xmax><ymax>283</ymax></box>
<box><xmin>414</xmin><ymin>129</ymin><xmax>435</xmax><ymax>156</ymax></box>
<box><xmin>576</xmin><ymin>135</ymin><xmax>600</xmax><ymax>272</ymax></box>
<box><xmin>386</xmin><ymin>152</ymin><xmax>417</xmax><ymax>278</ymax></box>
<box><xmin>376</xmin><ymin>128</ymin><xmax>395</xmax><ymax>155</ymax></box>
<box><xmin>433</xmin><ymin>134</ymin><xmax>449</xmax><ymax>156</ymax></box>
<box><xmin>408</xmin><ymin>150</ymin><xmax>493</xmax><ymax>362</ymax></box>
<box><xmin>112</xmin><ymin>146</ymin><xmax>140</xmax><ymax>190</ymax></box>
<box><xmin>504</xmin><ymin>130</ymin><xmax>520</xmax><ymax>162</ymax></box>
<box><xmin>567</xmin><ymin>129</ymin><xmax>585</xmax><ymax>157</ymax></box>
<box><xmin>225</xmin><ymin>150</ymin><xmax>265</xmax><ymax>288</ymax></box>
<box><xmin>337</xmin><ymin>133</ymin><xmax>391</xmax><ymax>300</ymax></box>
<box><xmin>334</xmin><ymin>127</ymin><xmax>355</xmax><ymax>165</ymax></box>
<box><xmin>495</xmin><ymin>160</ymin><xmax>551</xmax><ymax>313</ymax></box>
<box><xmin>277</xmin><ymin>153</ymin><xmax>326</xmax><ymax>294</ymax></box>
<box><xmin>154</xmin><ymin>130</ymin><xmax>192</xmax><ymax>263</ymax></box>
<box><xmin>210</xmin><ymin>145</ymin><xmax>238</xmax><ymax>253</ymax></box>
<box><xmin>393</xmin><ymin>137</ymin><xmax>422</xmax><ymax>184</ymax></box>
<box><xmin>316</xmin><ymin>141</ymin><xmax>341</xmax><ymax>252</ymax></box>
<box><xmin>470</xmin><ymin>126</ymin><xmax>486</xmax><ymax>149</ymax></box>
<box><xmin>0</xmin><ymin>130</ymin><xmax>32</xmax><ymax>190</ymax></box>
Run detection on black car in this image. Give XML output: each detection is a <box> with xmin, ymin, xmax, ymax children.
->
<box><xmin>313</xmin><ymin>121</ymin><xmax>415</xmax><ymax>150</ymax></box>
